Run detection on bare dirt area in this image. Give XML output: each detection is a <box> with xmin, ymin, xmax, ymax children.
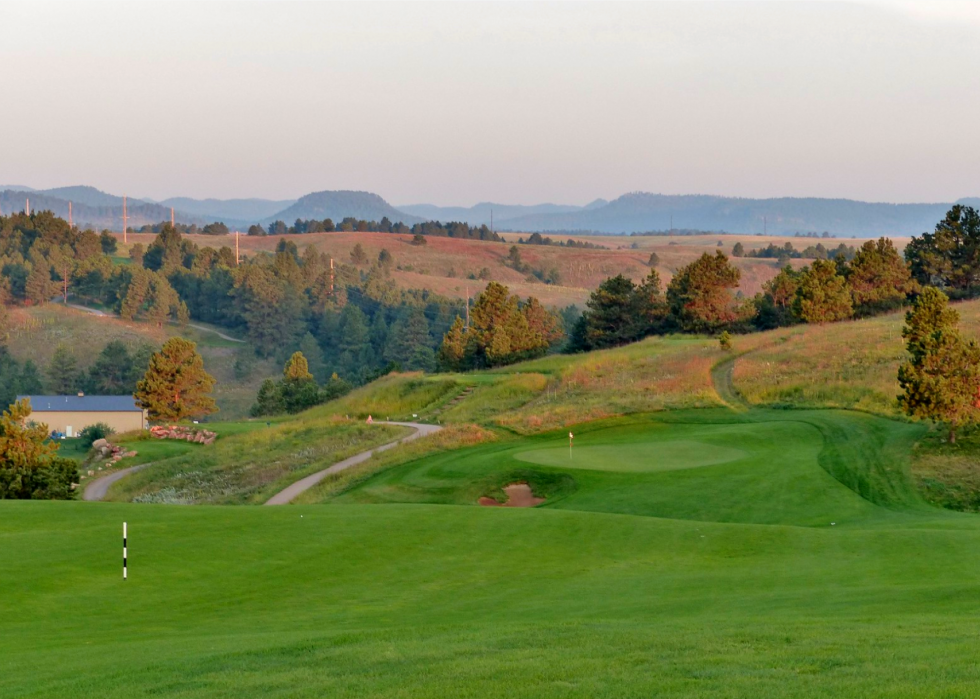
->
<box><xmin>479</xmin><ymin>483</ymin><xmax>545</xmax><ymax>508</ymax></box>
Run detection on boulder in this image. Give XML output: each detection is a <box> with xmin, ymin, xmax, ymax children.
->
<box><xmin>92</xmin><ymin>438</ymin><xmax>108</xmax><ymax>450</ymax></box>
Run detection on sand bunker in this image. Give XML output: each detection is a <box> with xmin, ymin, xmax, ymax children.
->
<box><xmin>478</xmin><ymin>483</ymin><xmax>544</xmax><ymax>508</ymax></box>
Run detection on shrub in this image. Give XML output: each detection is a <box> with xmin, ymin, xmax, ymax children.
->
<box><xmin>79</xmin><ymin>422</ymin><xmax>116</xmax><ymax>448</ymax></box>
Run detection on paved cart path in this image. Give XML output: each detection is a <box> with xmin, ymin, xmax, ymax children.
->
<box><xmin>264</xmin><ymin>422</ymin><xmax>442</xmax><ymax>505</ymax></box>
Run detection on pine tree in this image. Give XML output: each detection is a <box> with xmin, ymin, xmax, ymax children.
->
<box><xmin>350</xmin><ymin>243</ymin><xmax>368</xmax><ymax>265</ymax></box>
<box><xmin>250</xmin><ymin>378</ymin><xmax>285</xmax><ymax>417</ymax></box>
<box><xmin>298</xmin><ymin>332</ymin><xmax>325</xmax><ymax>382</ymax></box>
<box><xmin>46</xmin><ymin>344</ymin><xmax>80</xmax><ymax>394</ymax></box>
<box><xmin>86</xmin><ymin>341</ymin><xmax>134</xmax><ymax>395</ymax></box>
<box><xmin>666</xmin><ymin>251</ymin><xmax>747</xmax><ymax>333</ymax></box>
<box><xmin>898</xmin><ymin>288</ymin><xmax>980</xmax><ymax>443</ymax></box>
<box><xmin>18</xmin><ymin>360</ymin><xmax>43</xmax><ymax>395</ymax></box>
<box><xmin>438</xmin><ymin>316</ymin><xmax>468</xmax><ymax>371</ymax></box>
<box><xmin>847</xmin><ymin>237</ymin><xmax>917</xmax><ymax>316</ymax></box>
<box><xmin>119</xmin><ymin>268</ymin><xmax>152</xmax><ymax>320</ymax></box>
<box><xmin>135</xmin><ymin>338</ymin><xmax>217</xmax><ymax>421</ymax></box>
<box><xmin>24</xmin><ymin>263</ymin><xmax>53</xmax><ymax>306</ymax></box>
<box><xmin>793</xmin><ymin>259</ymin><xmax>853</xmax><ymax>324</ymax></box>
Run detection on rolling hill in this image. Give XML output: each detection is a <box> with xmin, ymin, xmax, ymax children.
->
<box><xmin>263</xmin><ymin>190</ymin><xmax>422</xmax><ymax>225</ymax></box>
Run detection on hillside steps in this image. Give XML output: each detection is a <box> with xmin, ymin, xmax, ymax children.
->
<box><xmin>430</xmin><ymin>385</ymin><xmax>476</xmax><ymax>417</ymax></box>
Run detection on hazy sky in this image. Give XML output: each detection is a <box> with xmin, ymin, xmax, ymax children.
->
<box><xmin>2</xmin><ymin>1</ymin><xmax>979</xmax><ymax>205</ymax></box>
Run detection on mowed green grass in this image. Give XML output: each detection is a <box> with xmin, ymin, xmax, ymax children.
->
<box><xmin>7</xmin><ymin>409</ymin><xmax>980</xmax><ymax>697</ymax></box>
<box><xmin>324</xmin><ymin>409</ymin><xmax>927</xmax><ymax>527</ymax></box>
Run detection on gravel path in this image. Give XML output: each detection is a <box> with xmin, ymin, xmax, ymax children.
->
<box><xmin>264</xmin><ymin>422</ymin><xmax>442</xmax><ymax>505</ymax></box>
<box><xmin>83</xmin><ymin>463</ymin><xmax>153</xmax><ymax>502</ymax></box>
<box><xmin>65</xmin><ymin>303</ymin><xmax>246</xmax><ymax>343</ymax></box>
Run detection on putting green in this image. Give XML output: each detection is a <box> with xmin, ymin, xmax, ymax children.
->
<box><xmin>514</xmin><ymin>439</ymin><xmax>748</xmax><ymax>472</ymax></box>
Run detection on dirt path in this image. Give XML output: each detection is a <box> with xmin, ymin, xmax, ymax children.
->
<box><xmin>65</xmin><ymin>302</ymin><xmax>246</xmax><ymax>343</ymax></box>
<box><xmin>264</xmin><ymin>422</ymin><xmax>442</xmax><ymax>505</ymax></box>
<box><xmin>711</xmin><ymin>355</ymin><xmax>751</xmax><ymax>411</ymax></box>
<box><xmin>83</xmin><ymin>463</ymin><xmax>153</xmax><ymax>502</ymax></box>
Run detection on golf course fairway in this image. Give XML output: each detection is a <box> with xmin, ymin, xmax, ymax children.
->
<box><xmin>6</xmin><ymin>409</ymin><xmax>980</xmax><ymax>697</ymax></box>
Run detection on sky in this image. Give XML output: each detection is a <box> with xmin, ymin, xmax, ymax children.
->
<box><xmin>2</xmin><ymin>1</ymin><xmax>979</xmax><ymax>206</ymax></box>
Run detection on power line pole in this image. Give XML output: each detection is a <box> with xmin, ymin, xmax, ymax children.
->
<box><xmin>235</xmin><ymin>230</ymin><xmax>240</xmax><ymax>266</ymax></box>
<box><xmin>122</xmin><ymin>195</ymin><xmax>128</xmax><ymax>244</ymax></box>
<box><xmin>329</xmin><ymin>257</ymin><xmax>334</xmax><ymax>295</ymax></box>
<box><xmin>171</xmin><ymin>207</ymin><xmax>175</xmax><ymax>228</ymax></box>
<box><xmin>25</xmin><ymin>198</ymin><xmax>29</xmax><ymax>215</ymax></box>
<box><xmin>764</xmin><ymin>216</ymin><xmax>767</xmax><ymax>236</ymax></box>
<box><xmin>68</xmin><ymin>201</ymin><xmax>73</xmax><ymax>229</ymax></box>
<box><xmin>465</xmin><ymin>286</ymin><xmax>470</xmax><ymax>331</ymax></box>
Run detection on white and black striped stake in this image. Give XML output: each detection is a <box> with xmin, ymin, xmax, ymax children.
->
<box><xmin>123</xmin><ymin>522</ymin><xmax>128</xmax><ymax>581</ymax></box>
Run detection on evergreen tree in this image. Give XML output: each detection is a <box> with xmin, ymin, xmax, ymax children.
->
<box><xmin>129</xmin><ymin>243</ymin><xmax>145</xmax><ymax>266</ymax></box>
<box><xmin>754</xmin><ymin>266</ymin><xmax>802</xmax><ymax>329</ymax></box>
<box><xmin>18</xmin><ymin>360</ymin><xmax>43</xmax><ymax>395</ymax></box>
<box><xmin>100</xmin><ymin>230</ymin><xmax>118</xmax><ymax>255</ymax></box>
<box><xmin>46</xmin><ymin>344</ymin><xmax>80</xmax><ymax>394</ymax></box>
<box><xmin>24</xmin><ymin>263</ymin><xmax>53</xmax><ymax>305</ymax></box>
<box><xmin>632</xmin><ymin>269</ymin><xmax>668</xmax><ymax>336</ymax></box>
<box><xmin>119</xmin><ymin>268</ymin><xmax>152</xmax><ymax>320</ymax></box>
<box><xmin>338</xmin><ymin>304</ymin><xmax>371</xmax><ymax>379</ymax></box>
<box><xmin>386</xmin><ymin>308</ymin><xmax>432</xmax><ymax>370</ymax></box>
<box><xmin>577</xmin><ymin>275</ymin><xmax>639</xmax><ymax>350</ymax></box>
<box><xmin>350</xmin><ymin>243</ymin><xmax>368</xmax><ymax>265</ymax></box>
<box><xmin>250</xmin><ymin>379</ymin><xmax>285</xmax><ymax>417</ymax></box>
<box><xmin>280</xmin><ymin>351</ymin><xmax>319</xmax><ymax>413</ymax></box>
<box><xmin>135</xmin><ymin>338</ymin><xmax>217</xmax><ymax>421</ymax></box>
<box><xmin>438</xmin><ymin>316</ymin><xmax>467</xmax><ymax>370</ymax></box>
<box><xmin>666</xmin><ymin>251</ymin><xmax>747</xmax><ymax>333</ymax></box>
<box><xmin>86</xmin><ymin>341</ymin><xmax>134</xmax><ymax>395</ymax></box>
<box><xmin>793</xmin><ymin>259</ymin><xmax>853</xmax><ymax>323</ymax></box>
<box><xmin>898</xmin><ymin>287</ymin><xmax>980</xmax><ymax>443</ymax></box>
<box><xmin>298</xmin><ymin>332</ymin><xmax>325</xmax><ymax>382</ymax></box>
<box><xmin>847</xmin><ymin>237</ymin><xmax>917</xmax><ymax>316</ymax></box>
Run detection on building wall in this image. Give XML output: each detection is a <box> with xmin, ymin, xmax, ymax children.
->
<box><xmin>30</xmin><ymin>411</ymin><xmax>146</xmax><ymax>437</ymax></box>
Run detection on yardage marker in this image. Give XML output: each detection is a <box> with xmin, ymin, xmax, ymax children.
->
<box><xmin>123</xmin><ymin>522</ymin><xmax>127</xmax><ymax>581</ymax></box>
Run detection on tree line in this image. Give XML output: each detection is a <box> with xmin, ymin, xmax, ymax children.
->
<box><xmin>249</xmin><ymin>217</ymin><xmax>502</xmax><ymax>243</ymax></box>
<box><xmin>516</xmin><ymin>232</ymin><xmax>608</xmax><ymax>250</ymax></box>
<box><xmin>732</xmin><ymin>240</ymin><xmax>857</xmax><ymax>262</ymax></box>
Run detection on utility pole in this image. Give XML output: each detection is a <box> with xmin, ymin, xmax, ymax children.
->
<box><xmin>171</xmin><ymin>207</ymin><xmax>174</xmax><ymax>228</ymax></box>
<box><xmin>329</xmin><ymin>257</ymin><xmax>334</xmax><ymax>295</ymax></box>
<box><xmin>122</xmin><ymin>195</ymin><xmax>128</xmax><ymax>244</ymax></box>
<box><xmin>465</xmin><ymin>286</ymin><xmax>470</xmax><ymax>331</ymax></box>
<box><xmin>490</xmin><ymin>208</ymin><xmax>493</xmax><ymax>236</ymax></box>
<box><xmin>235</xmin><ymin>230</ymin><xmax>240</xmax><ymax>266</ymax></box>
<box><xmin>764</xmin><ymin>216</ymin><xmax>767</xmax><ymax>236</ymax></box>
<box><xmin>669</xmin><ymin>214</ymin><xmax>673</xmax><ymax>234</ymax></box>
<box><xmin>25</xmin><ymin>198</ymin><xmax>29</xmax><ymax>215</ymax></box>
<box><xmin>68</xmin><ymin>201</ymin><xmax>73</xmax><ymax>229</ymax></box>
<box><xmin>62</xmin><ymin>261</ymin><xmax>71</xmax><ymax>304</ymax></box>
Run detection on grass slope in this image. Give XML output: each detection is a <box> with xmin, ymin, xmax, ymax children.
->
<box><xmin>4</xmin><ymin>304</ymin><xmax>278</xmax><ymax>419</ymax></box>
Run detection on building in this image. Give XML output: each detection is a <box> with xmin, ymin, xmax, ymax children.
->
<box><xmin>17</xmin><ymin>394</ymin><xmax>147</xmax><ymax>437</ymax></box>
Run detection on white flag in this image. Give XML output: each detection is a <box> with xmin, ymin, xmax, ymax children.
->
<box><xmin>569</xmin><ymin>432</ymin><xmax>574</xmax><ymax>439</ymax></box>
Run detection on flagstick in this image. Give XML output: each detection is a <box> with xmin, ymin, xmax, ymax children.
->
<box><xmin>123</xmin><ymin>522</ymin><xmax>128</xmax><ymax>581</ymax></box>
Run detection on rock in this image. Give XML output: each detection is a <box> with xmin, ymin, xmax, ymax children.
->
<box><xmin>92</xmin><ymin>438</ymin><xmax>108</xmax><ymax>450</ymax></box>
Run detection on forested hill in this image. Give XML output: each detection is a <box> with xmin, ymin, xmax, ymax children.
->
<box><xmin>266</xmin><ymin>191</ymin><xmax>422</xmax><ymax>226</ymax></box>
<box><xmin>499</xmin><ymin>192</ymin><xmax>974</xmax><ymax>237</ymax></box>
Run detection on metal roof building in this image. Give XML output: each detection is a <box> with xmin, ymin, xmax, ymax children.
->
<box><xmin>17</xmin><ymin>395</ymin><xmax>147</xmax><ymax>437</ymax></box>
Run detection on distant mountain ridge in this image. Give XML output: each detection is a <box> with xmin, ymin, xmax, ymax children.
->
<box><xmin>499</xmin><ymin>192</ymin><xmax>978</xmax><ymax>237</ymax></box>
<box><xmin>1</xmin><ymin>183</ymin><xmax>977</xmax><ymax>237</ymax></box>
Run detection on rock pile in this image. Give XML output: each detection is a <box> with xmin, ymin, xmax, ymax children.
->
<box><xmin>91</xmin><ymin>438</ymin><xmax>138</xmax><ymax>464</ymax></box>
<box><xmin>149</xmin><ymin>425</ymin><xmax>217</xmax><ymax>445</ymax></box>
